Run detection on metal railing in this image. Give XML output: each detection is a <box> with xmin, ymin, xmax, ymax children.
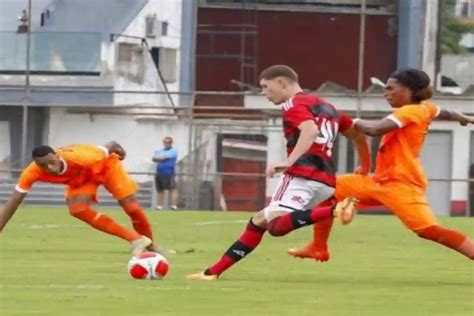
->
<box><xmin>1</xmin><ymin>168</ymin><xmax>473</xmax><ymax>216</ymax></box>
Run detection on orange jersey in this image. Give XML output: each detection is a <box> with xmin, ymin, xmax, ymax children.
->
<box><xmin>16</xmin><ymin>144</ymin><xmax>109</xmax><ymax>193</ymax></box>
<box><xmin>374</xmin><ymin>102</ymin><xmax>440</xmax><ymax>189</ymax></box>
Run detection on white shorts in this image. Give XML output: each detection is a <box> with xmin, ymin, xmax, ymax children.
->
<box><xmin>263</xmin><ymin>174</ymin><xmax>335</xmax><ymax>220</ymax></box>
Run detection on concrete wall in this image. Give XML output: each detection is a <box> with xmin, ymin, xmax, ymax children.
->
<box><xmin>429</xmin><ymin>121</ymin><xmax>472</xmax><ymax>210</ymax></box>
<box><xmin>46</xmin><ymin>108</ymin><xmax>189</xmax><ymax>182</ymax></box>
<box><xmin>113</xmin><ymin>0</ymin><xmax>183</xmax><ymax>108</ymax></box>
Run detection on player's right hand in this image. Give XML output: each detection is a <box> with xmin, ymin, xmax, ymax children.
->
<box><xmin>266</xmin><ymin>162</ymin><xmax>290</xmax><ymax>178</ymax></box>
<box><xmin>459</xmin><ymin>115</ymin><xmax>474</xmax><ymax>126</ymax></box>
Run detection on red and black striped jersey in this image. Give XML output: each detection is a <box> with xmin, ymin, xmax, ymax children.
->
<box><xmin>282</xmin><ymin>92</ymin><xmax>353</xmax><ymax>187</ymax></box>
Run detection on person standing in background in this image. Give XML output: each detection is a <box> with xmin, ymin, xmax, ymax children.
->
<box><xmin>153</xmin><ymin>136</ymin><xmax>178</xmax><ymax>210</ymax></box>
<box><xmin>17</xmin><ymin>9</ymin><xmax>29</xmax><ymax>33</ymax></box>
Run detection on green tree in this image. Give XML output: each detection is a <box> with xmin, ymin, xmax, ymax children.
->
<box><xmin>441</xmin><ymin>0</ymin><xmax>474</xmax><ymax>54</ymax></box>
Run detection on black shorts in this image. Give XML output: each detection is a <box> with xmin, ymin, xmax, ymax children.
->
<box><xmin>155</xmin><ymin>175</ymin><xmax>176</xmax><ymax>191</ymax></box>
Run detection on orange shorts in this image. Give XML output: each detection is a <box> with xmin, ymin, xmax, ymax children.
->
<box><xmin>333</xmin><ymin>174</ymin><xmax>438</xmax><ymax>231</ymax></box>
<box><xmin>65</xmin><ymin>155</ymin><xmax>138</xmax><ymax>202</ymax></box>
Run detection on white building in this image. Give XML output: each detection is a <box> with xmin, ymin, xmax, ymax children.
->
<box><xmin>0</xmin><ymin>0</ymin><xmax>196</xmax><ymax>178</ymax></box>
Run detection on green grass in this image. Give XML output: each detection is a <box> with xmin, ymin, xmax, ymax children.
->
<box><xmin>0</xmin><ymin>206</ymin><xmax>473</xmax><ymax>316</ymax></box>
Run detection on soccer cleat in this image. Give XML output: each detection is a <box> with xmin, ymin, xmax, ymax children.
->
<box><xmin>333</xmin><ymin>197</ymin><xmax>358</xmax><ymax>225</ymax></box>
<box><xmin>288</xmin><ymin>243</ymin><xmax>330</xmax><ymax>262</ymax></box>
<box><xmin>185</xmin><ymin>271</ymin><xmax>218</xmax><ymax>281</ymax></box>
<box><xmin>147</xmin><ymin>244</ymin><xmax>177</xmax><ymax>255</ymax></box>
<box><xmin>130</xmin><ymin>236</ymin><xmax>153</xmax><ymax>256</ymax></box>
<box><xmin>171</xmin><ymin>205</ymin><xmax>178</xmax><ymax>210</ymax></box>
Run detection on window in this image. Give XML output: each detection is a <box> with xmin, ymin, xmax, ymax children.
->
<box><xmin>145</xmin><ymin>16</ymin><xmax>157</xmax><ymax>38</ymax></box>
<box><xmin>460</xmin><ymin>1</ymin><xmax>469</xmax><ymax>17</ymax></box>
<box><xmin>470</xmin><ymin>132</ymin><xmax>474</xmax><ymax>216</ymax></box>
<box><xmin>159</xmin><ymin>48</ymin><xmax>177</xmax><ymax>83</ymax></box>
<box><xmin>117</xmin><ymin>43</ymin><xmax>143</xmax><ymax>63</ymax></box>
<box><xmin>162</xmin><ymin>21</ymin><xmax>169</xmax><ymax>36</ymax></box>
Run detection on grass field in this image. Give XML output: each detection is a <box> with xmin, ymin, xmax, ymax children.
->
<box><xmin>0</xmin><ymin>206</ymin><xmax>473</xmax><ymax>316</ymax></box>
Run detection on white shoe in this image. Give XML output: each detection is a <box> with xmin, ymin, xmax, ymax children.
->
<box><xmin>155</xmin><ymin>205</ymin><xmax>163</xmax><ymax>210</ymax></box>
<box><xmin>171</xmin><ymin>205</ymin><xmax>178</xmax><ymax>210</ymax></box>
<box><xmin>333</xmin><ymin>197</ymin><xmax>358</xmax><ymax>225</ymax></box>
<box><xmin>130</xmin><ymin>236</ymin><xmax>152</xmax><ymax>256</ymax></box>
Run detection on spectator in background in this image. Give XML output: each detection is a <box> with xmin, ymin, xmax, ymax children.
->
<box><xmin>153</xmin><ymin>136</ymin><xmax>178</xmax><ymax>210</ymax></box>
<box><xmin>17</xmin><ymin>10</ymin><xmax>28</xmax><ymax>33</ymax></box>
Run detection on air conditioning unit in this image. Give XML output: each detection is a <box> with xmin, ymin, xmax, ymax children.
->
<box><xmin>145</xmin><ymin>16</ymin><xmax>167</xmax><ymax>38</ymax></box>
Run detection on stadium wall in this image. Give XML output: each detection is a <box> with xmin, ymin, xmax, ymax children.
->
<box><xmin>45</xmin><ymin>108</ymin><xmax>190</xmax><ymax>182</ymax></box>
<box><xmin>196</xmin><ymin>7</ymin><xmax>397</xmax><ymax>90</ymax></box>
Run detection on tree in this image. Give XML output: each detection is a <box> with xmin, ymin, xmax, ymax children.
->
<box><xmin>440</xmin><ymin>0</ymin><xmax>474</xmax><ymax>54</ymax></box>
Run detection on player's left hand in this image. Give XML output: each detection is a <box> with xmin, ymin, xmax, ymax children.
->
<box><xmin>266</xmin><ymin>162</ymin><xmax>290</xmax><ymax>178</ymax></box>
<box><xmin>104</xmin><ymin>141</ymin><xmax>126</xmax><ymax>160</ymax></box>
<box><xmin>354</xmin><ymin>165</ymin><xmax>370</xmax><ymax>175</ymax></box>
<box><xmin>459</xmin><ymin>115</ymin><xmax>474</xmax><ymax>126</ymax></box>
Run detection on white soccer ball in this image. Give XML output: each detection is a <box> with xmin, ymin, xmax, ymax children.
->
<box><xmin>127</xmin><ymin>252</ymin><xmax>169</xmax><ymax>280</ymax></box>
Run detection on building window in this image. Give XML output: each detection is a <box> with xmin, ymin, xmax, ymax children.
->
<box><xmin>461</xmin><ymin>2</ymin><xmax>469</xmax><ymax>17</ymax></box>
<box><xmin>162</xmin><ymin>21</ymin><xmax>169</xmax><ymax>36</ymax></box>
<box><xmin>145</xmin><ymin>15</ymin><xmax>157</xmax><ymax>38</ymax></box>
<box><xmin>159</xmin><ymin>48</ymin><xmax>177</xmax><ymax>83</ymax></box>
<box><xmin>117</xmin><ymin>43</ymin><xmax>142</xmax><ymax>63</ymax></box>
<box><xmin>469</xmin><ymin>131</ymin><xmax>474</xmax><ymax>216</ymax></box>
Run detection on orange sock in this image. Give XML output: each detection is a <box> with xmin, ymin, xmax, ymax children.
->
<box><xmin>69</xmin><ymin>202</ymin><xmax>141</xmax><ymax>242</ymax></box>
<box><xmin>311</xmin><ymin>199</ymin><xmax>335</xmax><ymax>249</ymax></box>
<box><xmin>312</xmin><ymin>218</ymin><xmax>334</xmax><ymax>249</ymax></box>
<box><xmin>122</xmin><ymin>201</ymin><xmax>154</xmax><ymax>241</ymax></box>
<box><xmin>416</xmin><ymin>225</ymin><xmax>474</xmax><ymax>260</ymax></box>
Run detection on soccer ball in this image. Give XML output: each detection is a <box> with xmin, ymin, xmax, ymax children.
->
<box><xmin>127</xmin><ymin>252</ymin><xmax>169</xmax><ymax>280</ymax></box>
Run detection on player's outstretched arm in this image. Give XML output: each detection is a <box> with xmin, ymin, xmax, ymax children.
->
<box><xmin>0</xmin><ymin>190</ymin><xmax>26</xmax><ymax>234</ymax></box>
<box><xmin>103</xmin><ymin>141</ymin><xmax>126</xmax><ymax>160</ymax></box>
<box><xmin>341</xmin><ymin>126</ymin><xmax>371</xmax><ymax>174</ymax></box>
<box><xmin>353</xmin><ymin>118</ymin><xmax>399</xmax><ymax>137</ymax></box>
<box><xmin>436</xmin><ymin>109</ymin><xmax>474</xmax><ymax>126</ymax></box>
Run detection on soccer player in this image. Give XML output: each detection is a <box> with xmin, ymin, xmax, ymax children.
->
<box><xmin>0</xmin><ymin>142</ymin><xmax>157</xmax><ymax>255</ymax></box>
<box><xmin>288</xmin><ymin>68</ymin><xmax>474</xmax><ymax>261</ymax></box>
<box><xmin>186</xmin><ymin>65</ymin><xmax>371</xmax><ymax>281</ymax></box>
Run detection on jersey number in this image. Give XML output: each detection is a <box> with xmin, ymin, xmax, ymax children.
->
<box><xmin>314</xmin><ymin>118</ymin><xmax>339</xmax><ymax>157</ymax></box>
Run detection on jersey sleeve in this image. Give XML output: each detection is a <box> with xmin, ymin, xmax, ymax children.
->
<box><xmin>338</xmin><ymin>111</ymin><xmax>354</xmax><ymax>132</ymax></box>
<box><xmin>16</xmin><ymin>163</ymin><xmax>41</xmax><ymax>193</ymax></box>
<box><xmin>284</xmin><ymin>103</ymin><xmax>314</xmax><ymax>127</ymax></box>
<box><xmin>423</xmin><ymin>102</ymin><xmax>441</xmax><ymax>119</ymax></box>
<box><xmin>386</xmin><ymin>105</ymin><xmax>427</xmax><ymax>128</ymax></box>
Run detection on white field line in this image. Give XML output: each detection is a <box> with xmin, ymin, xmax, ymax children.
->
<box><xmin>0</xmin><ymin>284</ymin><xmax>104</xmax><ymax>289</ymax></box>
<box><xmin>0</xmin><ymin>283</ymin><xmax>242</xmax><ymax>291</ymax></box>
<box><xmin>15</xmin><ymin>220</ymin><xmax>249</xmax><ymax>229</ymax></box>
<box><xmin>13</xmin><ymin>224</ymin><xmax>86</xmax><ymax>229</ymax></box>
<box><xmin>13</xmin><ymin>220</ymin><xmax>249</xmax><ymax>229</ymax></box>
<box><xmin>191</xmin><ymin>220</ymin><xmax>248</xmax><ymax>226</ymax></box>
<box><xmin>8</xmin><ymin>311</ymin><xmax>50</xmax><ymax>315</ymax></box>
